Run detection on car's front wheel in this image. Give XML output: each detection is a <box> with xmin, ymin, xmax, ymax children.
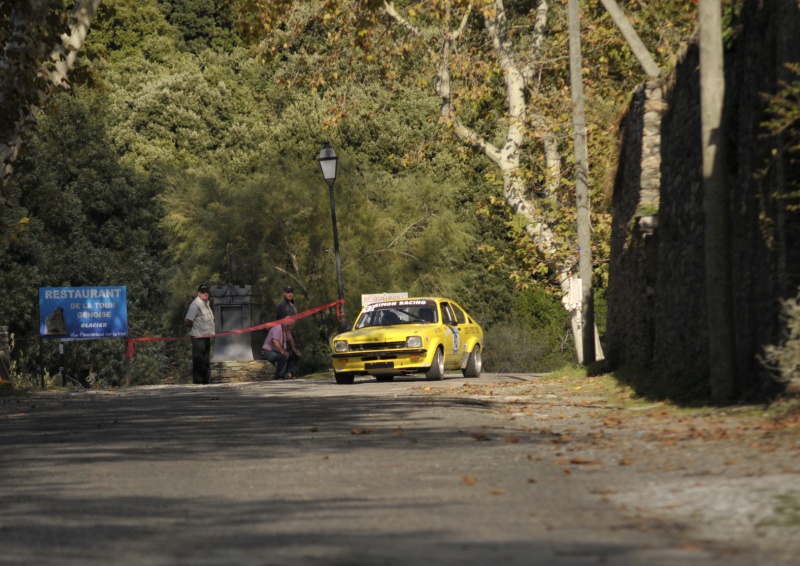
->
<box><xmin>425</xmin><ymin>348</ymin><xmax>445</xmax><ymax>381</ymax></box>
<box><xmin>334</xmin><ymin>372</ymin><xmax>355</xmax><ymax>385</ymax></box>
<box><xmin>462</xmin><ymin>345</ymin><xmax>482</xmax><ymax>378</ymax></box>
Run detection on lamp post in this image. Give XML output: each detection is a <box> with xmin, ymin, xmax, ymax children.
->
<box><xmin>318</xmin><ymin>142</ymin><xmax>348</xmax><ymax>332</ymax></box>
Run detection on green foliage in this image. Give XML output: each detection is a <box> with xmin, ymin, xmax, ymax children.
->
<box><xmin>86</xmin><ymin>0</ymin><xmax>183</xmax><ymax>63</ymax></box>
<box><xmin>482</xmin><ymin>286</ymin><xmax>573</xmax><ymax>373</ymax></box>
<box><xmin>99</xmin><ymin>48</ymin><xmax>272</xmax><ymax>176</ymax></box>
<box><xmin>157</xmin><ymin>0</ymin><xmax>241</xmax><ymax>53</ymax></box>
<box><xmin>243</xmin><ymin>0</ymin><xmax>697</xmax><ymax>295</ymax></box>
<box><xmin>483</xmin><ymin>321</ymin><xmax>551</xmax><ymax>373</ymax></box>
<box><xmin>761</xmin><ymin>63</ymin><xmax>800</xmax><ymax>211</ymax></box>
<box><xmin>1</xmin><ymin>87</ymin><xmax>168</xmax><ymax>386</ymax></box>
<box><xmin>764</xmin><ymin>63</ymin><xmax>800</xmax><ymax>153</ymax></box>
<box><xmin>459</xmin><ymin>273</ymin><xmax>574</xmax><ymax>373</ymax></box>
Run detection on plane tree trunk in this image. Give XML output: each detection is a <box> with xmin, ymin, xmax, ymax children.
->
<box><xmin>1</xmin><ymin>0</ymin><xmax>102</xmax><ymax>204</ymax></box>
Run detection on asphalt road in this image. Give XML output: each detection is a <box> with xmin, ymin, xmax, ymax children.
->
<box><xmin>1</xmin><ymin>373</ymin><xmax>795</xmax><ymax>565</ymax></box>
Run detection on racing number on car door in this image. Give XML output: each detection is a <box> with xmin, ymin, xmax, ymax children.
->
<box><xmin>441</xmin><ymin>303</ymin><xmax>459</xmax><ymax>356</ymax></box>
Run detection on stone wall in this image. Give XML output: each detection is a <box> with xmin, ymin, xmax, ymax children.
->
<box><xmin>606</xmin><ymin>0</ymin><xmax>800</xmax><ymax>400</ymax></box>
<box><xmin>606</xmin><ymin>81</ymin><xmax>661</xmax><ymax>371</ymax></box>
<box><xmin>211</xmin><ymin>360</ymin><xmax>275</xmax><ymax>383</ymax></box>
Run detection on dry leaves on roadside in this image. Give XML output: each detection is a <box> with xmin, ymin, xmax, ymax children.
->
<box><xmin>462</xmin><ymin>475</ymin><xmax>478</xmax><ymax>485</ymax></box>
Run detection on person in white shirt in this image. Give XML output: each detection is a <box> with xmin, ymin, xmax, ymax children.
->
<box><xmin>184</xmin><ymin>284</ymin><xmax>215</xmax><ymax>384</ymax></box>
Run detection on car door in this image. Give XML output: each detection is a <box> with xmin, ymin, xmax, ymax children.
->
<box><xmin>439</xmin><ymin>302</ymin><xmax>460</xmax><ymax>368</ymax></box>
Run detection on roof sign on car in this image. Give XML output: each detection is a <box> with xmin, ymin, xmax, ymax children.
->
<box><xmin>361</xmin><ymin>292</ymin><xmax>408</xmax><ymax>307</ymax></box>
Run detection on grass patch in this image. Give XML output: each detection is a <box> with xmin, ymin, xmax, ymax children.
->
<box><xmin>758</xmin><ymin>492</ymin><xmax>800</xmax><ymax>528</ymax></box>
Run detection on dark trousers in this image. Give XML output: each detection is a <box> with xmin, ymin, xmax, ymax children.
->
<box><xmin>191</xmin><ymin>337</ymin><xmax>211</xmax><ymax>384</ymax></box>
<box><xmin>261</xmin><ymin>349</ymin><xmax>299</xmax><ymax>378</ymax></box>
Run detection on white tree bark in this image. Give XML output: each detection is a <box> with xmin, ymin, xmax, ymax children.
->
<box><xmin>1</xmin><ymin>0</ymin><xmax>102</xmax><ymax>200</ymax></box>
<box><xmin>568</xmin><ymin>0</ymin><xmax>596</xmax><ymax>364</ymax></box>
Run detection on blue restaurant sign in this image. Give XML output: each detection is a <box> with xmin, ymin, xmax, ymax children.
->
<box><xmin>39</xmin><ymin>286</ymin><xmax>128</xmax><ymax>340</ymax></box>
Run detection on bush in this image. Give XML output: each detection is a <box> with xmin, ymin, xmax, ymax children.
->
<box><xmin>762</xmin><ymin>290</ymin><xmax>800</xmax><ymax>392</ymax></box>
<box><xmin>482</xmin><ymin>287</ymin><xmax>574</xmax><ymax>373</ymax></box>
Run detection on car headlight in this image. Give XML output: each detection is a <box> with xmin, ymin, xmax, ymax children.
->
<box><xmin>406</xmin><ymin>336</ymin><xmax>423</xmax><ymax>348</ymax></box>
<box><xmin>333</xmin><ymin>340</ymin><xmax>350</xmax><ymax>353</ymax></box>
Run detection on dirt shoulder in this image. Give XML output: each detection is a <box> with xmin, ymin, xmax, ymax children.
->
<box><xmin>423</xmin><ymin>372</ymin><xmax>800</xmax><ymax>562</ymax></box>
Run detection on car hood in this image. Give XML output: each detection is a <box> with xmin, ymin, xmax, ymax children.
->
<box><xmin>336</xmin><ymin>325</ymin><xmax>427</xmax><ymax>343</ymax></box>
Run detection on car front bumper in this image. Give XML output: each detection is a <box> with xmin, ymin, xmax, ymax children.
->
<box><xmin>331</xmin><ymin>348</ymin><xmax>433</xmax><ymax>374</ymax></box>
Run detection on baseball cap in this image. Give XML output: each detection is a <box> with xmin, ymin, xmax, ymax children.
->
<box><xmin>197</xmin><ymin>284</ymin><xmax>210</xmax><ymax>293</ymax></box>
<box><xmin>284</xmin><ymin>286</ymin><xmax>294</xmax><ymax>292</ymax></box>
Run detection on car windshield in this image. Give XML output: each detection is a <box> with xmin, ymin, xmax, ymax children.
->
<box><xmin>355</xmin><ymin>300</ymin><xmax>438</xmax><ymax>329</ymax></box>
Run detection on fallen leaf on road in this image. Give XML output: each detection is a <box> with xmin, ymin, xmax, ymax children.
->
<box><xmin>505</xmin><ymin>436</ymin><xmax>520</xmax><ymax>443</ymax></box>
<box><xmin>470</xmin><ymin>433</ymin><xmax>491</xmax><ymax>441</ymax></box>
<box><xmin>489</xmin><ymin>489</ymin><xmax>507</xmax><ymax>495</ymax></box>
<box><xmin>351</xmin><ymin>427</ymin><xmax>376</xmax><ymax>435</ymax></box>
<box><xmin>619</xmin><ymin>457</ymin><xmax>634</xmax><ymax>466</ymax></box>
<box><xmin>462</xmin><ymin>475</ymin><xmax>478</xmax><ymax>485</ymax></box>
<box><xmin>570</xmin><ymin>457</ymin><xmax>602</xmax><ymax>465</ymax></box>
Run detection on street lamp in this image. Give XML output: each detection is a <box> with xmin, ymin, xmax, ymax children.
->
<box><xmin>318</xmin><ymin>141</ymin><xmax>348</xmax><ymax>332</ymax></box>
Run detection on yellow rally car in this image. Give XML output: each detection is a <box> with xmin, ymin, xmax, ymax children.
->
<box><xmin>331</xmin><ymin>297</ymin><xmax>484</xmax><ymax>384</ymax></box>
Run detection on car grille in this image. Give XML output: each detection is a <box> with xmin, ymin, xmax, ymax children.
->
<box><xmin>348</xmin><ymin>341</ymin><xmax>407</xmax><ymax>352</ymax></box>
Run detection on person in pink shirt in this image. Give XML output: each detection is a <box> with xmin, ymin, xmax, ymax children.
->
<box><xmin>261</xmin><ymin>320</ymin><xmax>301</xmax><ymax>379</ymax></box>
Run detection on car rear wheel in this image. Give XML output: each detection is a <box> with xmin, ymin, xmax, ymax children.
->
<box><xmin>462</xmin><ymin>345</ymin><xmax>482</xmax><ymax>378</ymax></box>
<box><xmin>375</xmin><ymin>375</ymin><xmax>395</xmax><ymax>382</ymax></box>
<box><xmin>425</xmin><ymin>348</ymin><xmax>445</xmax><ymax>381</ymax></box>
<box><xmin>334</xmin><ymin>372</ymin><xmax>355</xmax><ymax>385</ymax></box>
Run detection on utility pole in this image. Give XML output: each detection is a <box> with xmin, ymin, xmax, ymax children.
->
<box><xmin>567</xmin><ymin>0</ymin><xmax>595</xmax><ymax>365</ymax></box>
<box><xmin>699</xmin><ymin>0</ymin><xmax>735</xmax><ymax>402</ymax></box>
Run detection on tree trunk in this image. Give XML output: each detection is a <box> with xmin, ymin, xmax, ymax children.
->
<box><xmin>699</xmin><ymin>0</ymin><xmax>735</xmax><ymax>402</ymax></box>
<box><xmin>568</xmin><ymin>0</ymin><xmax>596</xmax><ymax>364</ymax></box>
<box><xmin>1</xmin><ymin>0</ymin><xmax>102</xmax><ymax>202</ymax></box>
